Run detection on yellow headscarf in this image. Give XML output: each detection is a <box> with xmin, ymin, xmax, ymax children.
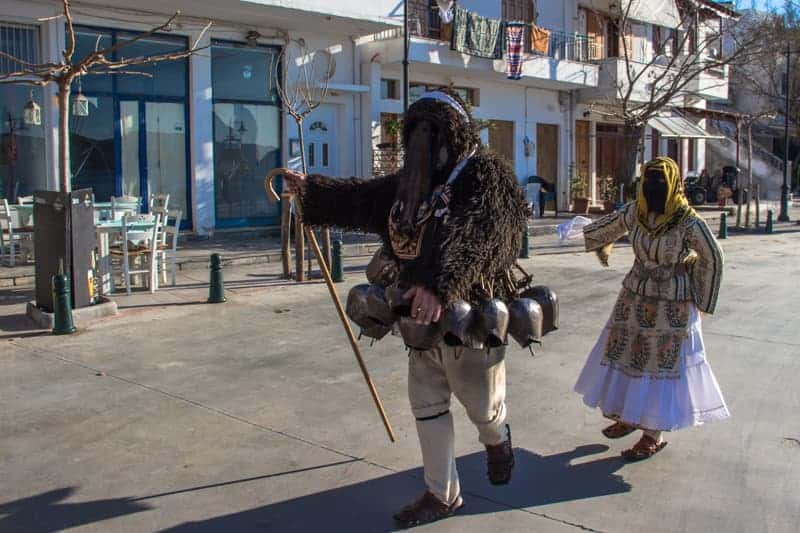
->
<box><xmin>637</xmin><ymin>157</ymin><xmax>696</xmax><ymax>236</ymax></box>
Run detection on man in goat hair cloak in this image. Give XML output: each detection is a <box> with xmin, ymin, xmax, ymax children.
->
<box><xmin>282</xmin><ymin>89</ymin><xmax>529</xmax><ymax>527</ymax></box>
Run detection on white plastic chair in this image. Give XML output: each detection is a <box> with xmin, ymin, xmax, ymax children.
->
<box><xmin>157</xmin><ymin>209</ymin><xmax>182</xmax><ymax>286</ymax></box>
<box><xmin>17</xmin><ymin>195</ymin><xmax>33</xmax><ymax>205</ymax></box>
<box><xmin>109</xmin><ymin>213</ymin><xmax>160</xmax><ymax>295</ymax></box>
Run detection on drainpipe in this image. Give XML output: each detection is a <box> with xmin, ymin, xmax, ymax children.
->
<box><xmin>352</xmin><ymin>36</ymin><xmax>363</xmax><ymax>176</ymax></box>
<box><xmin>524</xmin><ymin>86</ymin><xmax>530</xmax><ymax>180</ymax></box>
<box><xmin>569</xmin><ymin>89</ymin><xmax>576</xmax><ymax>207</ymax></box>
<box><xmin>403</xmin><ymin>0</ymin><xmax>410</xmax><ymax>113</ymax></box>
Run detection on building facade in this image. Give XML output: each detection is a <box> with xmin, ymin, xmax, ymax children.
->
<box><xmin>0</xmin><ymin>0</ymin><xmax>737</xmax><ymax>234</ymax></box>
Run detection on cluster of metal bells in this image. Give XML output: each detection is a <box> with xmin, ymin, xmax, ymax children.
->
<box><xmin>346</xmin><ymin>281</ymin><xmax>559</xmax><ymax>353</ymax></box>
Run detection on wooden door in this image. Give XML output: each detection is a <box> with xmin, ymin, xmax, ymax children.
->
<box><xmin>488</xmin><ymin>120</ymin><xmax>515</xmax><ymax>165</ymax></box>
<box><xmin>575</xmin><ymin>120</ymin><xmax>591</xmax><ymax>197</ymax></box>
<box><xmin>536</xmin><ymin>123</ymin><xmax>559</xmax><ymax>188</ymax></box>
<box><xmin>585</xmin><ymin>10</ymin><xmax>605</xmax><ymax>60</ymax></box>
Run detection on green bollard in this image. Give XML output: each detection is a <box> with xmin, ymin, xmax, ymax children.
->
<box><xmin>331</xmin><ymin>240</ymin><xmax>344</xmax><ymax>283</ymax></box>
<box><xmin>52</xmin><ymin>271</ymin><xmax>77</xmax><ymax>335</ymax></box>
<box><xmin>718</xmin><ymin>212</ymin><xmax>728</xmax><ymax>239</ymax></box>
<box><xmin>766</xmin><ymin>209</ymin><xmax>774</xmax><ymax>234</ymax></box>
<box><xmin>519</xmin><ymin>230</ymin><xmax>530</xmax><ymax>259</ymax></box>
<box><xmin>207</xmin><ymin>253</ymin><xmax>227</xmax><ymax>303</ymax></box>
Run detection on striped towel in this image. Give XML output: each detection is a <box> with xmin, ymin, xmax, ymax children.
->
<box><xmin>506</xmin><ymin>23</ymin><xmax>525</xmax><ymax>80</ymax></box>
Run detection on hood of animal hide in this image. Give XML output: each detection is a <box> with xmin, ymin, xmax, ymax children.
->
<box><xmin>401</xmin><ymin>89</ymin><xmax>480</xmax><ymax>178</ymax></box>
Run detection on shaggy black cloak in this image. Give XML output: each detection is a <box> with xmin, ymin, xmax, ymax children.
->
<box><xmin>297</xmin><ymin>92</ymin><xmax>529</xmax><ymax>306</ymax></box>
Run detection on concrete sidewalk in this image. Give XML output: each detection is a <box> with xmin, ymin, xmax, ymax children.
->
<box><xmin>1</xmin><ymin>224</ymin><xmax>799</xmax><ymax>532</ymax></box>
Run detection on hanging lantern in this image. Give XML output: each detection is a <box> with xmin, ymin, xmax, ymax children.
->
<box><xmin>72</xmin><ymin>80</ymin><xmax>89</xmax><ymax>117</ymax></box>
<box><xmin>23</xmin><ymin>90</ymin><xmax>42</xmax><ymax>126</ymax></box>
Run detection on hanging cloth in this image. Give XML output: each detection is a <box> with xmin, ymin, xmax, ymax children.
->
<box><xmin>636</xmin><ymin>156</ymin><xmax>697</xmax><ymax>237</ymax></box>
<box><xmin>531</xmin><ymin>25</ymin><xmax>551</xmax><ymax>55</ymax></box>
<box><xmin>436</xmin><ymin>0</ymin><xmax>454</xmax><ymax>24</ymax></box>
<box><xmin>505</xmin><ymin>23</ymin><xmax>526</xmax><ymax>80</ymax></box>
<box><xmin>451</xmin><ymin>5</ymin><xmax>505</xmax><ymax>60</ymax></box>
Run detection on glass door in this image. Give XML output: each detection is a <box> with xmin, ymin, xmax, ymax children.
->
<box><xmin>120</xmin><ymin>100</ymin><xmax>141</xmax><ymax>199</ymax></box>
<box><xmin>145</xmin><ymin>101</ymin><xmax>187</xmax><ymax>217</ymax></box>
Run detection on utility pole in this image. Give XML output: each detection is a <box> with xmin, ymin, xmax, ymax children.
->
<box><xmin>780</xmin><ymin>43</ymin><xmax>792</xmax><ymax>222</ymax></box>
<box><xmin>403</xmin><ymin>0</ymin><xmax>410</xmax><ymax>113</ymax></box>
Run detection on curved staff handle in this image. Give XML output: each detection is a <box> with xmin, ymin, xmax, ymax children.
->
<box><xmin>263</xmin><ymin>168</ymin><xmax>397</xmax><ymax>443</ymax></box>
<box><xmin>264</xmin><ymin>167</ymin><xmax>291</xmax><ymax>204</ymax></box>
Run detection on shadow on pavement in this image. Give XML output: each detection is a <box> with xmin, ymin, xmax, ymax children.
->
<box><xmin>0</xmin><ymin>487</ymin><xmax>151</xmax><ymax>533</ymax></box>
<box><xmin>160</xmin><ymin>445</ymin><xmax>630</xmax><ymax>532</ymax></box>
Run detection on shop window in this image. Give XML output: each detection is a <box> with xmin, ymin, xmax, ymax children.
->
<box><xmin>116</xmin><ymin>33</ymin><xmax>188</xmax><ymax>97</ymax></box>
<box><xmin>212</xmin><ymin>43</ymin><xmax>279</xmax><ymax>103</ymax></box>
<box><xmin>1</xmin><ymin>23</ymin><xmax>46</xmax><ymax>201</ymax></box>
<box><xmin>212</xmin><ymin>41</ymin><xmax>282</xmax><ymax>226</ymax></box>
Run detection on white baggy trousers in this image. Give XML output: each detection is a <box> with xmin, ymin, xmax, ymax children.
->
<box><xmin>408</xmin><ymin>344</ymin><xmax>508</xmax><ymax>504</ymax></box>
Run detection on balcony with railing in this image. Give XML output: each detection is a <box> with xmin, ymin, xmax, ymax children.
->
<box><xmin>363</xmin><ymin>5</ymin><xmax>600</xmax><ymax>90</ymax></box>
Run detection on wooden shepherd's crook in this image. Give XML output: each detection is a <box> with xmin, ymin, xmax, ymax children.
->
<box><xmin>265</xmin><ymin>168</ymin><xmax>396</xmax><ymax>443</ymax></box>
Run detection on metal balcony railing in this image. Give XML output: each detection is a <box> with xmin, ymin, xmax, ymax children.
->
<box><xmin>546</xmin><ymin>31</ymin><xmax>604</xmax><ymax>62</ymax></box>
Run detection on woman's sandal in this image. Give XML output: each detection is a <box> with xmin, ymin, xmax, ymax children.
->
<box><xmin>621</xmin><ymin>435</ymin><xmax>668</xmax><ymax>461</ymax></box>
<box><xmin>602</xmin><ymin>422</ymin><xmax>637</xmax><ymax>439</ymax></box>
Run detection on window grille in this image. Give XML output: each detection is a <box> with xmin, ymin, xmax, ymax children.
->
<box><xmin>0</xmin><ymin>23</ymin><xmax>40</xmax><ymax>74</ymax></box>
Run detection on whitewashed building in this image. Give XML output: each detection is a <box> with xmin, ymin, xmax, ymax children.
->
<box><xmin>0</xmin><ymin>0</ymin><xmax>401</xmax><ymax>234</ymax></box>
<box><xmin>0</xmin><ymin>0</ymin><xmax>737</xmax><ymax>234</ymax></box>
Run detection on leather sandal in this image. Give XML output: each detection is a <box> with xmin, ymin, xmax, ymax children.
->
<box><xmin>602</xmin><ymin>421</ymin><xmax>637</xmax><ymax>439</ymax></box>
<box><xmin>621</xmin><ymin>434</ymin><xmax>668</xmax><ymax>461</ymax></box>
<box><xmin>393</xmin><ymin>491</ymin><xmax>464</xmax><ymax>529</ymax></box>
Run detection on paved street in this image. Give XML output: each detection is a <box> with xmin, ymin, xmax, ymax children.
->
<box><xmin>1</xmin><ymin>226</ymin><xmax>799</xmax><ymax>533</ymax></box>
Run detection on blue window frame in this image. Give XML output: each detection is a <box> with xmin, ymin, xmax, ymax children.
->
<box><xmin>211</xmin><ymin>40</ymin><xmax>282</xmax><ymax>228</ymax></box>
<box><xmin>69</xmin><ymin>25</ymin><xmax>192</xmax><ymax>227</ymax></box>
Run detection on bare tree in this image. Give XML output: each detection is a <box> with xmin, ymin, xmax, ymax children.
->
<box><xmin>589</xmin><ymin>0</ymin><xmax>765</xmax><ymax>192</ymax></box>
<box><xmin>0</xmin><ymin>0</ymin><xmax>211</xmax><ymax>192</ymax></box>
<box><xmin>273</xmin><ymin>39</ymin><xmax>335</xmax><ymax>281</ymax></box>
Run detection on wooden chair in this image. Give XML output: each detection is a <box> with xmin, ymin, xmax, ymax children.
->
<box><xmin>109</xmin><ymin>213</ymin><xmax>160</xmax><ymax>295</ymax></box>
<box><xmin>0</xmin><ymin>198</ymin><xmax>33</xmax><ymax>267</ymax></box>
<box><xmin>149</xmin><ymin>193</ymin><xmax>170</xmax><ymax>212</ymax></box>
<box><xmin>157</xmin><ymin>209</ymin><xmax>182</xmax><ymax>286</ymax></box>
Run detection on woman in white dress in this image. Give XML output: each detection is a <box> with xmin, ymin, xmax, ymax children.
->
<box><xmin>575</xmin><ymin>157</ymin><xmax>730</xmax><ymax>460</ymax></box>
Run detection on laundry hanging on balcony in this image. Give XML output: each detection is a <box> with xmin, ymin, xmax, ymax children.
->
<box><xmin>505</xmin><ymin>23</ymin><xmax>526</xmax><ymax>80</ymax></box>
<box><xmin>435</xmin><ymin>0</ymin><xmax>454</xmax><ymax>24</ymax></box>
<box><xmin>451</xmin><ymin>5</ymin><xmax>505</xmax><ymax>60</ymax></box>
<box><xmin>530</xmin><ymin>25</ymin><xmax>551</xmax><ymax>55</ymax></box>
<box><xmin>618</xmin><ymin>0</ymin><xmax>681</xmax><ymax>29</ymax></box>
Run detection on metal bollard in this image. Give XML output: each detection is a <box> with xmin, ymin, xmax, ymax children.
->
<box><xmin>718</xmin><ymin>212</ymin><xmax>728</xmax><ymax>239</ymax></box>
<box><xmin>519</xmin><ymin>230</ymin><xmax>530</xmax><ymax>259</ymax></box>
<box><xmin>766</xmin><ymin>209</ymin><xmax>774</xmax><ymax>234</ymax></box>
<box><xmin>207</xmin><ymin>253</ymin><xmax>227</xmax><ymax>303</ymax></box>
<box><xmin>52</xmin><ymin>271</ymin><xmax>77</xmax><ymax>335</ymax></box>
<box><xmin>332</xmin><ymin>240</ymin><xmax>344</xmax><ymax>283</ymax></box>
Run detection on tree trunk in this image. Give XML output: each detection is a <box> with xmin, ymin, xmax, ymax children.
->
<box><xmin>616</xmin><ymin>123</ymin><xmax>645</xmax><ymax>200</ymax></box>
<box><xmin>57</xmin><ymin>81</ymin><xmax>72</xmax><ymax>193</ymax></box>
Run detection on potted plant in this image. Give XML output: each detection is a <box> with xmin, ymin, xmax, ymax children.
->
<box><xmin>378</xmin><ymin>116</ymin><xmax>403</xmax><ymax>149</ymax></box>
<box><xmin>571</xmin><ymin>175</ymin><xmax>590</xmax><ymax>214</ymax></box>
<box><xmin>600</xmin><ymin>176</ymin><xmax>619</xmax><ymax>213</ymax></box>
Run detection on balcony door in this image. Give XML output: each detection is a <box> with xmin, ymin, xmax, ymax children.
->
<box><xmin>536</xmin><ymin>123</ymin><xmax>559</xmax><ymax>188</ymax></box>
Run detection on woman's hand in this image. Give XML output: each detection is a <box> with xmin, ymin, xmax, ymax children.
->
<box><xmin>404</xmin><ymin>286</ymin><xmax>442</xmax><ymax>325</ymax></box>
<box><xmin>282</xmin><ymin>169</ymin><xmax>307</xmax><ymax>195</ymax></box>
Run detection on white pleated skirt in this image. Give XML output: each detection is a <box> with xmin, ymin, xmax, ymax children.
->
<box><xmin>574</xmin><ymin>305</ymin><xmax>730</xmax><ymax>431</ymax></box>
